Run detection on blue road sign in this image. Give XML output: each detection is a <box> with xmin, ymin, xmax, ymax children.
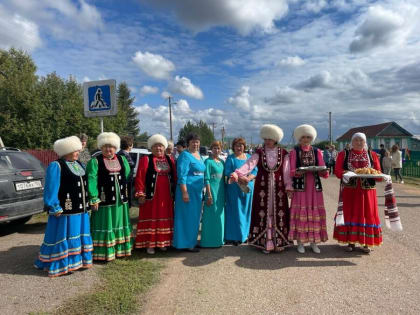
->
<box><xmin>88</xmin><ymin>85</ymin><xmax>111</xmax><ymax>111</ymax></box>
<box><xmin>83</xmin><ymin>79</ymin><xmax>117</xmax><ymax>117</ymax></box>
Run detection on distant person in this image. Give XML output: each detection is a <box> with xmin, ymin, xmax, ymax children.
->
<box><xmin>329</xmin><ymin>145</ymin><xmax>337</xmax><ymax>174</ymax></box>
<box><xmin>382</xmin><ymin>150</ymin><xmax>392</xmax><ymax>175</ymax></box>
<box><xmin>78</xmin><ymin>133</ymin><xmax>91</xmax><ymax>166</ymax></box>
<box><xmin>35</xmin><ymin>136</ymin><xmax>93</xmax><ymax>277</ymax></box>
<box><xmin>118</xmin><ymin>136</ymin><xmax>135</xmax><ymax>207</ymax></box>
<box><xmin>323</xmin><ymin>145</ymin><xmax>331</xmax><ymax>170</ymax></box>
<box><xmin>391</xmin><ymin>144</ymin><xmax>404</xmax><ymax>184</ymax></box>
<box><xmin>345</xmin><ymin>143</ymin><xmax>350</xmax><ymax>150</ymax></box>
<box><xmin>175</xmin><ymin>139</ymin><xmax>186</xmax><ymax>160</ymax></box>
<box><xmin>379</xmin><ymin>144</ymin><xmax>386</xmax><ymax>171</ymax></box>
<box><xmin>166</xmin><ymin>140</ymin><xmax>174</xmax><ymax>157</ymax></box>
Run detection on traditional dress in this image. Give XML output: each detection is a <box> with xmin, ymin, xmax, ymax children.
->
<box><xmin>333</xmin><ymin>149</ymin><xmax>383</xmax><ymax>247</ymax></box>
<box><xmin>235</xmin><ymin>146</ymin><xmax>291</xmax><ymax>252</ymax></box>
<box><xmin>173</xmin><ymin>151</ymin><xmax>205</xmax><ymax>249</ymax></box>
<box><xmin>201</xmin><ymin>157</ymin><xmax>225</xmax><ymax>247</ymax></box>
<box><xmin>287</xmin><ymin>145</ymin><xmax>328</xmax><ymax>244</ymax></box>
<box><xmin>87</xmin><ymin>154</ymin><xmax>133</xmax><ymax>260</ymax></box>
<box><xmin>34</xmin><ymin>159</ymin><xmax>93</xmax><ymax>277</ymax></box>
<box><xmin>224</xmin><ymin>153</ymin><xmax>256</xmax><ymax>243</ymax></box>
<box><xmin>134</xmin><ymin>154</ymin><xmax>176</xmax><ymax>249</ymax></box>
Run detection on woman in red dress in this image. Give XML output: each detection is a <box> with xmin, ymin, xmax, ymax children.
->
<box><xmin>134</xmin><ymin>134</ymin><xmax>176</xmax><ymax>254</ymax></box>
<box><xmin>333</xmin><ymin>132</ymin><xmax>382</xmax><ymax>253</ymax></box>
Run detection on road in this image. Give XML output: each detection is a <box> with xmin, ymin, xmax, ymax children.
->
<box><xmin>0</xmin><ymin>176</ymin><xmax>419</xmax><ymax>314</ymax></box>
<box><xmin>142</xmin><ymin>176</ymin><xmax>420</xmax><ymax>315</ymax></box>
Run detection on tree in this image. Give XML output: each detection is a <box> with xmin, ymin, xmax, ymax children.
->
<box><xmin>178</xmin><ymin>120</ymin><xmax>215</xmax><ymax>146</ymax></box>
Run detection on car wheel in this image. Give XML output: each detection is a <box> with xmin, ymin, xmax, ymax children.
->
<box><xmin>10</xmin><ymin>216</ymin><xmax>32</xmax><ymax>225</ymax></box>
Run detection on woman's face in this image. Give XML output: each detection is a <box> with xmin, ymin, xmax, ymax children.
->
<box><xmin>299</xmin><ymin>135</ymin><xmax>312</xmax><ymax>146</ymax></box>
<box><xmin>188</xmin><ymin>139</ymin><xmax>200</xmax><ymax>152</ymax></box>
<box><xmin>264</xmin><ymin>139</ymin><xmax>276</xmax><ymax>148</ymax></box>
<box><xmin>234</xmin><ymin>143</ymin><xmax>244</xmax><ymax>156</ymax></box>
<box><xmin>101</xmin><ymin>145</ymin><xmax>116</xmax><ymax>158</ymax></box>
<box><xmin>64</xmin><ymin>150</ymin><xmax>79</xmax><ymax>161</ymax></box>
<box><xmin>211</xmin><ymin>146</ymin><xmax>221</xmax><ymax>157</ymax></box>
<box><xmin>152</xmin><ymin>144</ymin><xmax>165</xmax><ymax>157</ymax></box>
<box><xmin>352</xmin><ymin>137</ymin><xmax>365</xmax><ymax>151</ymax></box>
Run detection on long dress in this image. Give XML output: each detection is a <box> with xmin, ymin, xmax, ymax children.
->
<box><xmin>333</xmin><ymin>149</ymin><xmax>383</xmax><ymax>247</ymax></box>
<box><xmin>224</xmin><ymin>154</ymin><xmax>257</xmax><ymax>243</ymax></box>
<box><xmin>235</xmin><ymin>146</ymin><xmax>291</xmax><ymax>252</ymax></box>
<box><xmin>287</xmin><ymin>145</ymin><xmax>328</xmax><ymax>244</ymax></box>
<box><xmin>201</xmin><ymin>157</ymin><xmax>225</xmax><ymax>247</ymax></box>
<box><xmin>87</xmin><ymin>154</ymin><xmax>133</xmax><ymax>261</ymax></box>
<box><xmin>173</xmin><ymin>151</ymin><xmax>205</xmax><ymax>249</ymax></box>
<box><xmin>34</xmin><ymin>160</ymin><xmax>93</xmax><ymax>277</ymax></box>
<box><xmin>134</xmin><ymin>155</ymin><xmax>176</xmax><ymax>249</ymax></box>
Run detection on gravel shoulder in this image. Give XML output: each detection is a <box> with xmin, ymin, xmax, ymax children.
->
<box><xmin>142</xmin><ymin>177</ymin><xmax>420</xmax><ymax>315</ymax></box>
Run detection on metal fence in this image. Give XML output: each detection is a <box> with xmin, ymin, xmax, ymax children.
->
<box><xmin>25</xmin><ymin>149</ymin><xmax>58</xmax><ymax>166</ymax></box>
<box><xmin>402</xmin><ymin>161</ymin><xmax>420</xmax><ymax>178</ymax></box>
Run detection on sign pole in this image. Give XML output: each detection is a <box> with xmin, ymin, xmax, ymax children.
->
<box><xmin>100</xmin><ymin>118</ymin><xmax>104</xmax><ymax>133</ymax></box>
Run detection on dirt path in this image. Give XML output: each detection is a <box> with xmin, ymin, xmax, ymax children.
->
<box><xmin>142</xmin><ymin>177</ymin><xmax>420</xmax><ymax>314</ymax></box>
<box><xmin>0</xmin><ymin>217</ymin><xmax>101</xmax><ymax>315</ymax></box>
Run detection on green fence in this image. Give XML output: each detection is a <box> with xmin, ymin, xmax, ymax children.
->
<box><xmin>402</xmin><ymin>161</ymin><xmax>420</xmax><ymax>178</ymax></box>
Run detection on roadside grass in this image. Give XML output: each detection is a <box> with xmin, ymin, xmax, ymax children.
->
<box><xmin>401</xmin><ymin>176</ymin><xmax>420</xmax><ymax>187</ymax></box>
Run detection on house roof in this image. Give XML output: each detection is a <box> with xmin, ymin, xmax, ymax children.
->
<box><xmin>336</xmin><ymin>121</ymin><xmax>413</xmax><ymax>142</ymax></box>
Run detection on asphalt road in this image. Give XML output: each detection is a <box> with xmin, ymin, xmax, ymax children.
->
<box><xmin>0</xmin><ymin>176</ymin><xmax>419</xmax><ymax>314</ymax></box>
<box><xmin>142</xmin><ymin>176</ymin><xmax>420</xmax><ymax>315</ymax></box>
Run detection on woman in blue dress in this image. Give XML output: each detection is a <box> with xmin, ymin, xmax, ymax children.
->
<box><xmin>224</xmin><ymin>138</ymin><xmax>257</xmax><ymax>245</ymax></box>
<box><xmin>34</xmin><ymin>136</ymin><xmax>93</xmax><ymax>277</ymax></box>
<box><xmin>173</xmin><ymin>134</ymin><xmax>205</xmax><ymax>252</ymax></box>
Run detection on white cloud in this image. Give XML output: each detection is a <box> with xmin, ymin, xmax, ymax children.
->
<box><xmin>350</xmin><ymin>6</ymin><xmax>409</xmax><ymax>53</ymax></box>
<box><xmin>276</xmin><ymin>56</ymin><xmax>306</xmax><ymax>67</ymax></box>
<box><xmin>0</xmin><ymin>7</ymin><xmax>41</xmax><ymax>51</ymax></box>
<box><xmin>161</xmin><ymin>91</ymin><xmax>171</xmax><ymax>99</ymax></box>
<box><xmin>132</xmin><ymin>51</ymin><xmax>175</xmax><ymax>80</ymax></box>
<box><xmin>168</xmin><ymin>75</ymin><xmax>204</xmax><ymax>99</ymax></box>
<box><xmin>140</xmin><ymin>85</ymin><xmax>159</xmax><ymax>95</ymax></box>
<box><xmin>228</xmin><ymin>86</ymin><xmax>251</xmax><ymax>111</ymax></box>
<box><xmin>295</xmin><ymin>71</ymin><xmax>332</xmax><ymax>90</ymax></box>
<box><xmin>150</xmin><ymin>0</ymin><xmax>289</xmax><ymax>35</ymax></box>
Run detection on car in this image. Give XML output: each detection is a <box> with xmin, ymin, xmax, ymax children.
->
<box><xmin>129</xmin><ymin>148</ymin><xmax>151</xmax><ymax>177</ymax></box>
<box><xmin>0</xmin><ymin>147</ymin><xmax>46</xmax><ymax>224</ymax></box>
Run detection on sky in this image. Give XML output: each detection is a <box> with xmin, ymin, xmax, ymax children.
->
<box><xmin>1</xmin><ymin>0</ymin><xmax>420</xmax><ymax>145</ymax></box>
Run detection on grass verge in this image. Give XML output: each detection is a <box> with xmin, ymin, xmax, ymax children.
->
<box><xmin>400</xmin><ymin>176</ymin><xmax>420</xmax><ymax>187</ymax></box>
<box><xmin>55</xmin><ymin>253</ymin><xmax>163</xmax><ymax>315</ymax></box>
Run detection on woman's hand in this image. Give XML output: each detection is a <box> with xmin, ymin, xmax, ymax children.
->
<box><xmin>182</xmin><ymin>191</ymin><xmax>190</xmax><ymax>203</ymax></box>
<box><xmin>295</xmin><ymin>170</ymin><xmax>304</xmax><ymax>177</ymax></box>
<box><xmin>238</xmin><ymin>176</ymin><xmax>250</xmax><ymax>185</ymax></box>
<box><xmin>54</xmin><ymin>212</ymin><xmax>62</xmax><ymax>217</ymax></box>
<box><xmin>206</xmin><ymin>196</ymin><xmax>213</xmax><ymax>206</ymax></box>
<box><xmin>138</xmin><ymin>195</ymin><xmax>146</xmax><ymax>205</ymax></box>
<box><xmin>91</xmin><ymin>203</ymin><xmax>99</xmax><ymax>211</ymax></box>
<box><xmin>319</xmin><ymin>170</ymin><xmax>329</xmax><ymax>177</ymax></box>
<box><xmin>286</xmin><ymin>189</ymin><xmax>294</xmax><ymax>199</ymax></box>
<box><xmin>229</xmin><ymin>172</ymin><xmax>239</xmax><ymax>183</ymax></box>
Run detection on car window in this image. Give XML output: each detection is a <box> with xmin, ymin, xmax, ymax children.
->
<box><xmin>0</xmin><ymin>152</ymin><xmax>44</xmax><ymax>173</ymax></box>
<box><xmin>129</xmin><ymin>152</ymin><xmax>138</xmax><ymax>165</ymax></box>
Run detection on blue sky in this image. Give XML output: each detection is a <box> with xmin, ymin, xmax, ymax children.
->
<box><xmin>1</xmin><ymin>0</ymin><xmax>420</xmax><ymax>144</ymax></box>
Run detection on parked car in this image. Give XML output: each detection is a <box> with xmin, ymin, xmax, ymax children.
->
<box><xmin>129</xmin><ymin>148</ymin><xmax>151</xmax><ymax>178</ymax></box>
<box><xmin>0</xmin><ymin>147</ymin><xmax>45</xmax><ymax>224</ymax></box>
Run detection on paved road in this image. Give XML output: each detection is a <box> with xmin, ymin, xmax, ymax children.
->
<box><xmin>142</xmin><ymin>177</ymin><xmax>420</xmax><ymax>315</ymax></box>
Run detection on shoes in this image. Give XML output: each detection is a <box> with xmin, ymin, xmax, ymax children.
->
<box><xmin>233</xmin><ymin>241</ymin><xmax>240</xmax><ymax>246</ymax></box>
<box><xmin>361</xmin><ymin>246</ymin><xmax>371</xmax><ymax>254</ymax></box>
<box><xmin>158</xmin><ymin>247</ymin><xmax>167</xmax><ymax>251</ymax></box>
<box><xmin>345</xmin><ymin>244</ymin><xmax>355</xmax><ymax>252</ymax></box>
<box><xmin>297</xmin><ymin>244</ymin><xmax>305</xmax><ymax>254</ymax></box>
<box><xmin>262</xmin><ymin>250</ymin><xmax>270</xmax><ymax>254</ymax></box>
<box><xmin>400</xmin><ymin>181</ymin><xmax>404</xmax><ymax>184</ymax></box>
<box><xmin>310</xmin><ymin>243</ymin><xmax>321</xmax><ymax>254</ymax></box>
<box><xmin>147</xmin><ymin>248</ymin><xmax>155</xmax><ymax>255</ymax></box>
<box><xmin>186</xmin><ymin>247</ymin><xmax>200</xmax><ymax>253</ymax></box>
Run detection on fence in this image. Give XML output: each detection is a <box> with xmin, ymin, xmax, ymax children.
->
<box><xmin>402</xmin><ymin>160</ymin><xmax>420</xmax><ymax>178</ymax></box>
<box><xmin>25</xmin><ymin>149</ymin><xmax>58</xmax><ymax>166</ymax></box>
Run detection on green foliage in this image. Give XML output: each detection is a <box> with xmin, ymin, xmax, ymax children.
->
<box><xmin>0</xmin><ymin>48</ymin><xmax>141</xmax><ymax>149</ymax></box>
<box><xmin>314</xmin><ymin>140</ymin><xmax>338</xmax><ymax>150</ymax></box>
<box><xmin>178</xmin><ymin>120</ymin><xmax>215</xmax><ymax>146</ymax></box>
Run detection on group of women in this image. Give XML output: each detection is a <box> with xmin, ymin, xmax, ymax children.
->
<box><xmin>35</xmin><ymin>124</ymin><xmax>401</xmax><ymax>277</ymax></box>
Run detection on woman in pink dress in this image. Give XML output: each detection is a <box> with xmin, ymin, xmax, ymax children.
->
<box><xmin>231</xmin><ymin>124</ymin><xmax>291</xmax><ymax>254</ymax></box>
<box><xmin>286</xmin><ymin>125</ymin><xmax>329</xmax><ymax>254</ymax></box>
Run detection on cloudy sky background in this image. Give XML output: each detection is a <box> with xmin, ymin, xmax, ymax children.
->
<box><xmin>1</xmin><ymin>0</ymin><xmax>420</xmax><ymax>144</ymax></box>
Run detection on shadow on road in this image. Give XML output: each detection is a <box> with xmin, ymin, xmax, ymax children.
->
<box><xmin>0</xmin><ymin>245</ymin><xmax>45</xmax><ymax>277</ymax></box>
<box><xmin>0</xmin><ymin>222</ymin><xmax>46</xmax><ymax>237</ymax></box>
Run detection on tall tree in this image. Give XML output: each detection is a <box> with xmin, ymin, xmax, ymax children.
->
<box><xmin>178</xmin><ymin>120</ymin><xmax>215</xmax><ymax>146</ymax></box>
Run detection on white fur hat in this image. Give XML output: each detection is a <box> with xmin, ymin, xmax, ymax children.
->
<box><xmin>97</xmin><ymin>132</ymin><xmax>120</xmax><ymax>150</ymax></box>
<box><xmin>293</xmin><ymin>124</ymin><xmax>317</xmax><ymax>143</ymax></box>
<box><xmin>148</xmin><ymin>134</ymin><xmax>168</xmax><ymax>149</ymax></box>
<box><xmin>53</xmin><ymin>136</ymin><xmax>82</xmax><ymax>157</ymax></box>
<box><xmin>260</xmin><ymin>124</ymin><xmax>284</xmax><ymax>143</ymax></box>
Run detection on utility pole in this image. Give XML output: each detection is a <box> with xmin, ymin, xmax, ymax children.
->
<box><xmin>221</xmin><ymin>126</ymin><xmax>225</xmax><ymax>148</ymax></box>
<box><xmin>168</xmin><ymin>96</ymin><xmax>176</xmax><ymax>141</ymax></box>
<box><xmin>329</xmin><ymin>111</ymin><xmax>332</xmax><ymax>145</ymax></box>
<box><xmin>210</xmin><ymin>122</ymin><xmax>216</xmax><ymax>137</ymax></box>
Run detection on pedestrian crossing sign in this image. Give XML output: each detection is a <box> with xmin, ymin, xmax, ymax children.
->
<box><xmin>83</xmin><ymin>79</ymin><xmax>117</xmax><ymax>117</ymax></box>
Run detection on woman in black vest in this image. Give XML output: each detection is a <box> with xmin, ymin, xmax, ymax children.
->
<box><xmin>35</xmin><ymin>136</ymin><xmax>93</xmax><ymax>277</ymax></box>
<box><xmin>286</xmin><ymin>125</ymin><xmax>329</xmax><ymax>254</ymax></box>
<box><xmin>87</xmin><ymin>132</ymin><xmax>132</xmax><ymax>261</ymax></box>
<box><xmin>134</xmin><ymin>134</ymin><xmax>176</xmax><ymax>254</ymax></box>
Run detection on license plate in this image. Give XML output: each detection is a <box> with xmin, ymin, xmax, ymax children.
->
<box><xmin>15</xmin><ymin>180</ymin><xmax>42</xmax><ymax>191</ymax></box>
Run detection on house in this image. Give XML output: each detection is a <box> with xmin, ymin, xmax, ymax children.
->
<box><xmin>336</xmin><ymin>121</ymin><xmax>414</xmax><ymax>150</ymax></box>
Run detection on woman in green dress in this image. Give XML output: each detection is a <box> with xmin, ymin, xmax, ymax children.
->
<box><xmin>87</xmin><ymin>132</ymin><xmax>132</xmax><ymax>261</ymax></box>
<box><xmin>201</xmin><ymin>141</ymin><xmax>225</xmax><ymax>248</ymax></box>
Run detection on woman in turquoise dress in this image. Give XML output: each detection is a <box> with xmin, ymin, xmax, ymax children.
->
<box><xmin>35</xmin><ymin>136</ymin><xmax>93</xmax><ymax>277</ymax></box>
<box><xmin>173</xmin><ymin>134</ymin><xmax>205</xmax><ymax>252</ymax></box>
<box><xmin>201</xmin><ymin>141</ymin><xmax>225</xmax><ymax>247</ymax></box>
<box><xmin>224</xmin><ymin>138</ymin><xmax>257</xmax><ymax>245</ymax></box>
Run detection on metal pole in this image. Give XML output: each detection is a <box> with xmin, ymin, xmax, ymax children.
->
<box><xmin>100</xmin><ymin>117</ymin><xmax>104</xmax><ymax>133</ymax></box>
<box><xmin>329</xmin><ymin>112</ymin><xmax>332</xmax><ymax>145</ymax></box>
<box><xmin>168</xmin><ymin>97</ymin><xmax>173</xmax><ymax>141</ymax></box>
